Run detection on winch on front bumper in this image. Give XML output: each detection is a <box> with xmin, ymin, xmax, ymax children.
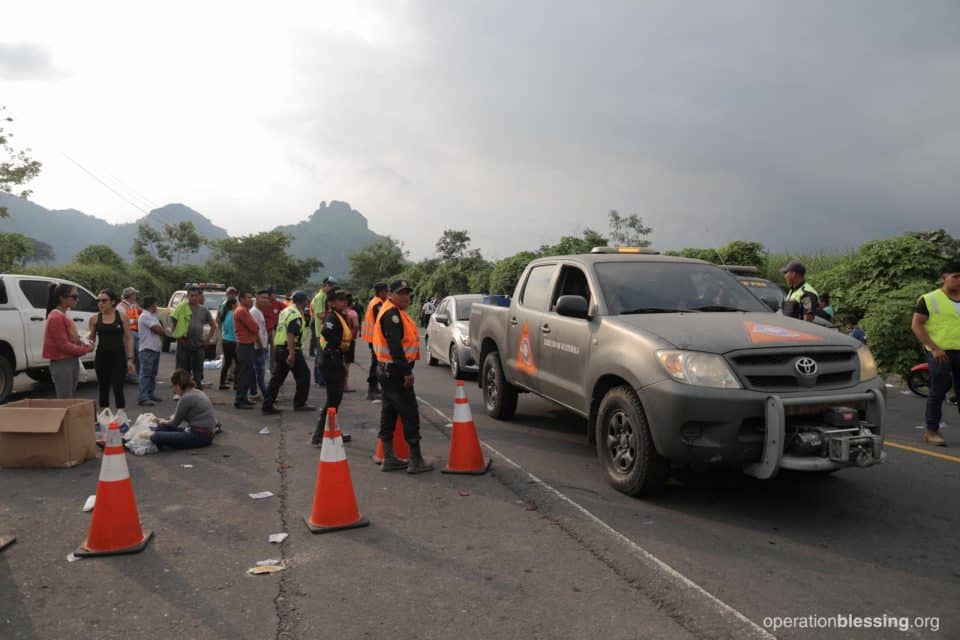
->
<box><xmin>744</xmin><ymin>389</ymin><xmax>886</xmax><ymax>479</ymax></box>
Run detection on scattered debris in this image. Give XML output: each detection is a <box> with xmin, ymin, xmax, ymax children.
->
<box><xmin>458</xmin><ymin>490</ymin><xmax>470</xmax><ymax>497</ymax></box>
<box><xmin>66</xmin><ymin>553</ymin><xmax>80</xmax><ymax>563</ymax></box>
<box><xmin>525</xmin><ymin>504</ymin><xmax>538</xmax><ymax>512</ymax></box>
<box><xmin>885</xmin><ymin>383</ymin><xmax>896</xmax><ymax>388</ymax></box>
<box><xmin>258</xmin><ymin>427</ymin><xmax>271</xmax><ymax>435</ymax></box>
<box><xmin>901</xmin><ymin>390</ymin><xmax>913</xmax><ymax>396</ymax></box>
<box><xmin>256</xmin><ymin>558</ymin><xmax>282</xmax><ymax>567</ymax></box>
<box><xmin>249</xmin><ymin>491</ymin><xmax>274</xmax><ymax>500</ymax></box>
<box><xmin>82</xmin><ymin>495</ymin><xmax>96</xmax><ymax>513</ymax></box>
<box><xmin>269</xmin><ymin>533</ymin><xmax>289</xmax><ymax>544</ymax></box>
<box><xmin>181</xmin><ymin>464</ymin><xmax>194</xmax><ymax>469</ymax></box>
<box><xmin>247</xmin><ymin>564</ymin><xmax>285</xmax><ymax>575</ymax></box>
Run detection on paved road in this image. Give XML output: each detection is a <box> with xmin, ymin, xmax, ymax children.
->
<box><xmin>413</xmin><ymin>348</ymin><xmax>959</xmax><ymax>640</ymax></box>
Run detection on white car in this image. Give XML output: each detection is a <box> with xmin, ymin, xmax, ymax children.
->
<box><xmin>0</xmin><ymin>274</ymin><xmax>98</xmax><ymax>403</ymax></box>
<box><xmin>425</xmin><ymin>294</ymin><xmax>484</xmax><ymax>379</ymax></box>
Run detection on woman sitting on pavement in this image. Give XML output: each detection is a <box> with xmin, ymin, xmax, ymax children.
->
<box><xmin>150</xmin><ymin>369</ymin><xmax>218</xmax><ymax>450</ymax></box>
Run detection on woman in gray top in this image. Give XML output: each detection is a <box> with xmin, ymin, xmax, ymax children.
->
<box><xmin>151</xmin><ymin>369</ymin><xmax>217</xmax><ymax>449</ymax></box>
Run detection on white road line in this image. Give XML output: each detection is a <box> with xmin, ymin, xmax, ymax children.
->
<box><xmin>418</xmin><ymin>396</ymin><xmax>775</xmax><ymax>640</ymax></box>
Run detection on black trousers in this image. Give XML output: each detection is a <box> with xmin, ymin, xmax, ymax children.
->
<box><xmin>263</xmin><ymin>347</ymin><xmax>310</xmax><ymax>409</ymax></box>
<box><xmin>176</xmin><ymin>342</ymin><xmax>205</xmax><ymax>386</ymax></box>
<box><xmin>366</xmin><ymin>345</ymin><xmax>379</xmax><ymax>388</ymax></box>
<box><xmin>95</xmin><ymin>348</ymin><xmax>126</xmax><ymax>409</ymax></box>
<box><xmin>219</xmin><ymin>340</ymin><xmax>237</xmax><ymax>387</ymax></box>
<box><xmin>317</xmin><ymin>352</ymin><xmax>346</xmax><ymax>431</ymax></box>
<box><xmin>235</xmin><ymin>342</ymin><xmax>256</xmax><ymax>404</ymax></box>
<box><xmin>378</xmin><ymin>366</ymin><xmax>421</xmax><ymax>445</ymax></box>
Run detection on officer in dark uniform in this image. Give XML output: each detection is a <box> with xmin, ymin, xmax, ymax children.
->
<box><xmin>262</xmin><ymin>291</ymin><xmax>315</xmax><ymax>415</ymax></box>
<box><xmin>779</xmin><ymin>261</ymin><xmax>819</xmax><ymax>322</ymax></box>
<box><xmin>363</xmin><ymin>282</ymin><xmax>389</xmax><ymax>400</ymax></box>
<box><xmin>311</xmin><ymin>289</ymin><xmax>353</xmax><ymax>445</ymax></box>
<box><xmin>374</xmin><ymin>280</ymin><xmax>433</xmax><ymax>474</ymax></box>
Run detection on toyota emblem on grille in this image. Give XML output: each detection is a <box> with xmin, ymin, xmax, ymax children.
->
<box><xmin>795</xmin><ymin>357</ymin><xmax>818</xmax><ymax>376</ymax></box>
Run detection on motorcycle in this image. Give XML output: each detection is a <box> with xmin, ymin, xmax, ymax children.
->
<box><xmin>906</xmin><ymin>362</ymin><xmax>957</xmax><ymax>405</ymax></box>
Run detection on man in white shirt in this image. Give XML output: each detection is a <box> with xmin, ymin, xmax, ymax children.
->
<box><xmin>250</xmin><ymin>290</ymin><xmax>271</xmax><ymax>399</ymax></box>
<box><xmin>137</xmin><ymin>296</ymin><xmax>166</xmax><ymax>406</ymax></box>
<box><xmin>420</xmin><ymin>298</ymin><xmax>436</xmax><ymax>328</ymax></box>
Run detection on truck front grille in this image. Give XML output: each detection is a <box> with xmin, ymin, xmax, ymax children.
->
<box><xmin>728</xmin><ymin>347</ymin><xmax>859</xmax><ymax>392</ymax></box>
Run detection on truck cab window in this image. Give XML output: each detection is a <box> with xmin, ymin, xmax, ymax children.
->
<box><xmin>18</xmin><ymin>280</ymin><xmax>50</xmax><ymax>309</ymax></box>
<box><xmin>551</xmin><ymin>266</ymin><xmax>591</xmax><ymax>310</ymax></box>
<box><xmin>520</xmin><ymin>265</ymin><xmax>556</xmax><ymax>312</ymax></box>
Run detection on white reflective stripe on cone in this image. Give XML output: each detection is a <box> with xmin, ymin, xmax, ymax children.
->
<box><xmin>320</xmin><ymin>437</ymin><xmax>347</xmax><ymax>463</ymax></box>
<box><xmin>453</xmin><ymin>402</ymin><xmax>473</xmax><ymax>423</ymax></box>
<box><xmin>99</xmin><ymin>452</ymin><xmax>131</xmax><ymax>482</ymax></box>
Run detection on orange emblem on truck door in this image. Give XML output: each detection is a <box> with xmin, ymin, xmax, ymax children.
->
<box><xmin>516</xmin><ymin>323</ymin><xmax>538</xmax><ymax>375</ymax></box>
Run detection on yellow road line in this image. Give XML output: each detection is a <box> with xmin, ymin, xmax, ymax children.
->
<box><xmin>885</xmin><ymin>440</ymin><xmax>960</xmax><ymax>463</ymax></box>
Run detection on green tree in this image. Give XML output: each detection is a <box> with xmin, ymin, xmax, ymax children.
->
<box><xmin>25</xmin><ymin>237</ymin><xmax>55</xmax><ymax>264</ymax></box>
<box><xmin>75</xmin><ymin>244</ymin><xmax>127</xmax><ymax>269</ymax></box>
<box><xmin>539</xmin><ymin>229</ymin><xmax>608</xmax><ymax>256</ymax></box>
<box><xmin>207</xmin><ymin>231</ymin><xmax>321</xmax><ymax>293</ymax></box>
<box><xmin>0</xmin><ymin>108</ymin><xmax>42</xmax><ymax>219</ymax></box>
<box><xmin>436</xmin><ymin>229</ymin><xmax>471</xmax><ymax>260</ymax></box>
<box><xmin>131</xmin><ymin>223</ymin><xmax>172</xmax><ymax>262</ymax></box>
<box><xmin>488</xmin><ymin>251</ymin><xmax>538</xmax><ymax>295</ymax></box>
<box><xmin>0</xmin><ymin>232</ymin><xmax>32</xmax><ymax>270</ymax></box>
<box><xmin>608</xmin><ymin>210</ymin><xmax>652</xmax><ymax>247</ymax></box>
<box><xmin>131</xmin><ymin>220</ymin><xmax>204</xmax><ymax>265</ymax></box>
<box><xmin>347</xmin><ymin>237</ymin><xmax>408</xmax><ymax>290</ymax></box>
<box><xmin>717</xmin><ymin>241</ymin><xmax>767</xmax><ymax>270</ymax></box>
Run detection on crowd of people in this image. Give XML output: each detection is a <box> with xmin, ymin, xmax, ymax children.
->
<box><xmin>40</xmin><ymin>277</ymin><xmax>436</xmax><ymax>472</ymax></box>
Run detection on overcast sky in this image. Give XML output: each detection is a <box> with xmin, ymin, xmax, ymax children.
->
<box><xmin>3</xmin><ymin>1</ymin><xmax>959</xmax><ymax>260</ymax></box>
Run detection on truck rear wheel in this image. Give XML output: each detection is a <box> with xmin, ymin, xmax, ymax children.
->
<box><xmin>482</xmin><ymin>351</ymin><xmax>518</xmax><ymax>420</ymax></box>
<box><xmin>596</xmin><ymin>386</ymin><xmax>669</xmax><ymax>496</ymax></box>
<box><xmin>0</xmin><ymin>356</ymin><xmax>13</xmax><ymax>404</ymax></box>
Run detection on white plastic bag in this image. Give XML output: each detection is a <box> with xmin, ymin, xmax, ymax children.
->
<box><xmin>203</xmin><ymin>357</ymin><xmax>223</xmax><ymax>370</ymax></box>
<box><xmin>124</xmin><ymin>413</ymin><xmax>157</xmax><ymax>442</ymax></box>
<box><xmin>125</xmin><ymin>437</ymin><xmax>158</xmax><ymax>456</ymax></box>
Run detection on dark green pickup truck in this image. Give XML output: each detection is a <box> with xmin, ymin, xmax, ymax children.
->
<box><xmin>469</xmin><ymin>248</ymin><xmax>886</xmax><ymax>496</ymax></box>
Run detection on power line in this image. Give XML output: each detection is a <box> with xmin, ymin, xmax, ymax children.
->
<box><xmin>61</xmin><ymin>153</ymin><xmax>151</xmax><ymax>215</ymax></box>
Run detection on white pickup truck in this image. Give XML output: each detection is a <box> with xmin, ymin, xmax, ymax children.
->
<box><xmin>0</xmin><ymin>274</ymin><xmax>98</xmax><ymax>403</ymax></box>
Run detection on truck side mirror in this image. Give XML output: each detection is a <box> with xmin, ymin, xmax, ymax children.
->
<box><xmin>760</xmin><ymin>296</ymin><xmax>780</xmax><ymax>312</ymax></box>
<box><xmin>556</xmin><ymin>295</ymin><xmax>589</xmax><ymax>319</ymax></box>
<box><xmin>434</xmin><ymin>313</ymin><xmax>449</xmax><ymax>325</ymax></box>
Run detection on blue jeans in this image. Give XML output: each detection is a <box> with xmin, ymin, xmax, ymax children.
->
<box><xmin>138</xmin><ymin>349</ymin><xmax>160</xmax><ymax>402</ymax></box>
<box><xmin>253</xmin><ymin>349</ymin><xmax>268</xmax><ymax>396</ymax></box>
<box><xmin>150</xmin><ymin>424</ymin><xmax>213</xmax><ymax>449</ymax></box>
<box><xmin>925</xmin><ymin>350</ymin><xmax>960</xmax><ymax>429</ymax></box>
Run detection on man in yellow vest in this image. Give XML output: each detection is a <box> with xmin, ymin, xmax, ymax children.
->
<box><xmin>373</xmin><ymin>279</ymin><xmax>434</xmax><ymax>473</ymax></box>
<box><xmin>780</xmin><ymin>261</ymin><xmax>819</xmax><ymax>322</ymax></box>
<box><xmin>911</xmin><ymin>260</ymin><xmax>960</xmax><ymax>446</ymax></box>
<box><xmin>262</xmin><ymin>291</ymin><xmax>315</xmax><ymax>415</ymax></box>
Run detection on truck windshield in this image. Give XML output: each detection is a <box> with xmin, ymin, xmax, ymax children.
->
<box><xmin>202</xmin><ymin>292</ymin><xmax>226</xmax><ymax>311</ymax></box>
<box><xmin>594</xmin><ymin>262</ymin><xmax>770</xmax><ymax>315</ymax></box>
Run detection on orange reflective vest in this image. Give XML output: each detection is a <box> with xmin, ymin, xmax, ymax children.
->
<box><xmin>372</xmin><ymin>300</ymin><xmax>420</xmax><ymax>363</ymax></box>
<box><xmin>361</xmin><ymin>296</ymin><xmax>385</xmax><ymax>343</ymax></box>
<box><xmin>123</xmin><ymin>304</ymin><xmax>142</xmax><ymax>332</ymax></box>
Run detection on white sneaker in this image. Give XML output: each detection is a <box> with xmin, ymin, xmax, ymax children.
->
<box><xmin>173</xmin><ymin>394</ymin><xmax>181</xmax><ymax>401</ymax></box>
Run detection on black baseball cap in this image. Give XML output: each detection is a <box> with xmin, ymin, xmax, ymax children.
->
<box><xmin>329</xmin><ymin>289</ymin><xmax>348</xmax><ymax>301</ymax></box>
<box><xmin>389</xmin><ymin>279</ymin><xmax>413</xmax><ymax>293</ymax></box>
<box><xmin>291</xmin><ymin>290</ymin><xmax>309</xmax><ymax>303</ymax></box>
<box><xmin>779</xmin><ymin>261</ymin><xmax>806</xmax><ymax>276</ymax></box>
<box><xmin>374</xmin><ymin>282</ymin><xmax>389</xmax><ymax>293</ymax></box>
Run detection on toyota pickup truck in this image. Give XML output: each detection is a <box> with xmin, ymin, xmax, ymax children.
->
<box><xmin>0</xmin><ymin>273</ymin><xmax>98</xmax><ymax>403</ymax></box>
<box><xmin>469</xmin><ymin>248</ymin><xmax>885</xmax><ymax>496</ymax></box>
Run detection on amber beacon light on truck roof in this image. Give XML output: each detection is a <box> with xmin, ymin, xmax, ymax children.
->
<box><xmin>589</xmin><ymin>247</ymin><xmax>661</xmax><ymax>255</ymax></box>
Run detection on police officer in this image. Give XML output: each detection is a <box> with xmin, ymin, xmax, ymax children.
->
<box><xmin>372</xmin><ymin>280</ymin><xmax>433</xmax><ymax>473</ymax></box>
<box><xmin>779</xmin><ymin>261</ymin><xmax>819</xmax><ymax>322</ymax></box>
<box><xmin>311</xmin><ymin>289</ymin><xmax>354</xmax><ymax>445</ymax></box>
<box><xmin>361</xmin><ymin>282</ymin><xmax>389</xmax><ymax>401</ymax></box>
<box><xmin>911</xmin><ymin>260</ymin><xmax>960</xmax><ymax>447</ymax></box>
<box><xmin>262</xmin><ymin>291</ymin><xmax>315</xmax><ymax>415</ymax></box>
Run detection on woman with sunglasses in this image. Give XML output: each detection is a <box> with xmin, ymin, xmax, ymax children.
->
<box><xmin>42</xmin><ymin>283</ymin><xmax>94</xmax><ymax>398</ymax></box>
<box><xmin>87</xmin><ymin>289</ymin><xmax>135</xmax><ymax>410</ymax></box>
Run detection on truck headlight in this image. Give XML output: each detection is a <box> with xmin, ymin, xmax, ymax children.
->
<box><xmin>857</xmin><ymin>346</ymin><xmax>878</xmax><ymax>382</ymax></box>
<box><xmin>655</xmin><ymin>350</ymin><xmax>742</xmax><ymax>389</ymax></box>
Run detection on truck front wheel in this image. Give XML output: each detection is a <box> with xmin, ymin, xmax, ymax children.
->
<box><xmin>596</xmin><ymin>386</ymin><xmax>669</xmax><ymax>496</ymax></box>
<box><xmin>482</xmin><ymin>351</ymin><xmax>518</xmax><ymax>420</ymax></box>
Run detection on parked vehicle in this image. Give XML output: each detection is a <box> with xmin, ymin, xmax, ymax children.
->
<box><xmin>470</xmin><ymin>247</ymin><xmax>886</xmax><ymax>496</ymax></box>
<box><xmin>425</xmin><ymin>294</ymin><xmax>484</xmax><ymax>379</ymax></box>
<box><xmin>157</xmin><ymin>282</ymin><xmax>227</xmax><ymax>359</ymax></box>
<box><xmin>720</xmin><ymin>265</ymin><xmax>785</xmax><ymax>311</ymax></box>
<box><xmin>0</xmin><ymin>274</ymin><xmax>98</xmax><ymax>403</ymax></box>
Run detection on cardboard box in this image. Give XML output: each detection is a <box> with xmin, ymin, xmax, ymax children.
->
<box><xmin>0</xmin><ymin>399</ymin><xmax>97</xmax><ymax>468</ymax></box>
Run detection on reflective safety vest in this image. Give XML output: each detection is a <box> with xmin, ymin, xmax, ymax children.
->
<box><xmin>361</xmin><ymin>297</ymin><xmax>384</xmax><ymax>343</ymax></box>
<box><xmin>372</xmin><ymin>300</ymin><xmax>420</xmax><ymax>363</ymax></box>
<box><xmin>783</xmin><ymin>282</ymin><xmax>818</xmax><ymax>319</ymax></box>
<box><xmin>920</xmin><ymin>289</ymin><xmax>960</xmax><ymax>351</ymax></box>
<box><xmin>274</xmin><ymin>305</ymin><xmax>305</xmax><ymax>348</ymax></box>
<box><xmin>123</xmin><ymin>304</ymin><xmax>142</xmax><ymax>332</ymax></box>
<box><xmin>319</xmin><ymin>311</ymin><xmax>353</xmax><ymax>351</ymax></box>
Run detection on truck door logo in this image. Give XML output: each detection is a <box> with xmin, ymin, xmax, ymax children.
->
<box><xmin>516</xmin><ymin>323</ymin><xmax>538</xmax><ymax>375</ymax></box>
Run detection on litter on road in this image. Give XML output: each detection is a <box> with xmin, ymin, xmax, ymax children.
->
<box><xmin>269</xmin><ymin>533</ymin><xmax>288</xmax><ymax>544</ymax></box>
<box><xmin>82</xmin><ymin>495</ymin><xmax>96</xmax><ymax>512</ymax></box>
<box><xmin>181</xmin><ymin>464</ymin><xmax>194</xmax><ymax>468</ymax></box>
<box><xmin>256</xmin><ymin>558</ymin><xmax>282</xmax><ymax>566</ymax></box>
<box><xmin>249</xmin><ymin>491</ymin><xmax>274</xmax><ymax>500</ymax></box>
<box><xmin>258</xmin><ymin>427</ymin><xmax>271</xmax><ymax>435</ymax></box>
<box><xmin>247</xmin><ymin>564</ymin><xmax>285</xmax><ymax>575</ymax></box>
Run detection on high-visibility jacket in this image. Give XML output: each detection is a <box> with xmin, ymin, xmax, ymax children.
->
<box><xmin>782</xmin><ymin>282</ymin><xmax>818</xmax><ymax>320</ymax></box>
<box><xmin>361</xmin><ymin>296</ymin><xmax>385</xmax><ymax>342</ymax></box>
<box><xmin>372</xmin><ymin>300</ymin><xmax>420</xmax><ymax>363</ymax></box>
<box><xmin>920</xmin><ymin>289</ymin><xmax>960</xmax><ymax>350</ymax></box>
<box><xmin>170</xmin><ymin>301</ymin><xmax>192</xmax><ymax>339</ymax></box>
<box><xmin>319</xmin><ymin>310</ymin><xmax>353</xmax><ymax>351</ymax></box>
<box><xmin>274</xmin><ymin>305</ymin><xmax>305</xmax><ymax>348</ymax></box>
<box><xmin>122</xmin><ymin>303</ymin><xmax>142</xmax><ymax>332</ymax></box>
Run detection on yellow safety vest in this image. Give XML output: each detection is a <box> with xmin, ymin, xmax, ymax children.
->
<box><xmin>921</xmin><ymin>289</ymin><xmax>960</xmax><ymax>351</ymax></box>
<box><xmin>319</xmin><ymin>311</ymin><xmax>353</xmax><ymax>351</ymax></box>
<box><xmin>274</xmin><ymin>306</ymin><xmax>305</xmax><ymax>348</ymax></box>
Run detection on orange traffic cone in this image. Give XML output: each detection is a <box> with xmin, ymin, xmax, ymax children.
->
<box><xmin>443</xmin><ymin>380</ymin><xmax>492</xmax><ymax>475</ymax></box>
<box><xmin>75</xmin><ymin>422</ymin><xmax>153</xmax><ymax>557</ymax></box>
<box><xmin>373</xmin><ymin>417</ymin><xmax>410</xmax><ymax>464</ymax></box>
<box><xmin>0</xmin><ymin>534</ymin><xmax>14</xmax><ymax>552</ymax></box>
<box><xmin>305</xmin><ymin>408</ymin><xmax>370</xmax><ymax>534</ymax></box>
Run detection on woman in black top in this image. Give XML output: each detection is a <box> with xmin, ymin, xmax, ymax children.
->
<box><xmin>88</xmin><ymin>289</ymin><xmax>135</xmax><ymax>410</ymax></box>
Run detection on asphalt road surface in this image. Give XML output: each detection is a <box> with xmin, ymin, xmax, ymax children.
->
<box><xmin>2</xmin><ymin>346</ymin><xmax>957</xmax><ymax>639</ymax></box>
<box><xmin>414</xmin><ymin>344</ymin><xmax>959</xmax><ymax>640</ymax></box>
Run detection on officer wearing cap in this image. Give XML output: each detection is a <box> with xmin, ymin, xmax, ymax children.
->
<box><xmin>311</xmin><ymin>289</ymin><xmax>354</xmax><ymax>445</ymax></box>
<box><xmin>361</xmin><ymin>282</ymin><xmax>390</xmax><ymax>400</ymax></box>
<box><xmin>780</xmin><ymin>261</ymin><xmax>819</xmax><ymax>322</ymax></box>
<box><xmin>262</xmin><ymin>290</ymin><xmax>315</xmax><ymax>415</ymax></box>
<box><xmin>372</xmin><ymin>280</ymin><xmax>434</xmax><ymax>473</ymax></box>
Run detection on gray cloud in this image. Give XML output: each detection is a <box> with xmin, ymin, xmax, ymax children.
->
<box><xmin>278</xmin><ymin>1</ymin><xmax>960</xmax><ymax>258</ymax></box>
<box><xmin>0</xmin><ymin>42</ymin><xmax>59</xmax><ymax>80</ymax></box>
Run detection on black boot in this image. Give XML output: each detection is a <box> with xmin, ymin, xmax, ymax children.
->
<box><xmin>381</xmin><ymin>440</ymin><xmax>407</xmax><ymax>472</ymax></box>
<box><xmin>407</xmin><ymin>443</ymin><xmax>434</xmax><ymax>474</ymax></box>
<box><xmin>366</xmin><ymin>384</ymin><xmax>381</xmax><ymax>401</ymax></box>
<box><xmin>310</xmin><ymin>415</ymin><xmax>325</xmax><ymax>447</ymax></box>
